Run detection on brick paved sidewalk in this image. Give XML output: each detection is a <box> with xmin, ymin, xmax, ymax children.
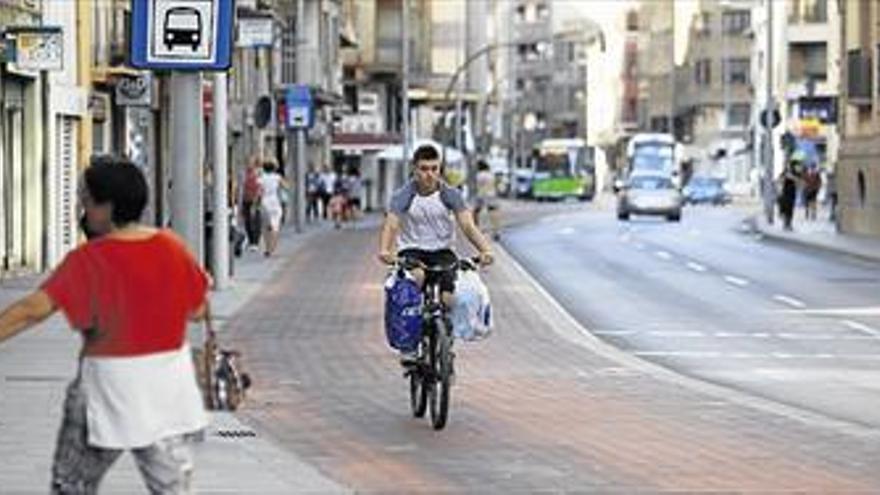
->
<box><xmin>0</xmin><ymin>220</ymin><xmax>349</xmax><ymax>494</ymax></box>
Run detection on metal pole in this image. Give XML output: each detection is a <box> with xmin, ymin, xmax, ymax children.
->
<box><xmin>170</xmin><ymin>72</ymin><xmax>204</xmax><ymax>261</ymax></box>
<box><xmin>723</xmin><ymin>7</ymin><xmax>730</xmax><ymax>133</ymax></box>
<box><xmin>40</xmin><ymin>70</ymin><xmax>50</xmax><ymax>270</ymax></box>
<box><xmin>402</xmin><ymin>0</ymin><xmax>411</xmax><ymax>176</ymax></box>
<box><xmin>212</xmin><ymin>72</ymin><xmax>230</xmax><ymax>289</ymax></box>
<box><xmin>669</xmin><ymin>2</ymin><xmax>675</xmax><ymax>134</ymax></box>
<box><xmin>289</xmin><ymin>0</ymin><xmax>306</xmax><ymax>234</ymax></box>
<box><xmin>763</xmin><ymin>0</ymin><xmax>775</xmax><ymax>224</ymax></box>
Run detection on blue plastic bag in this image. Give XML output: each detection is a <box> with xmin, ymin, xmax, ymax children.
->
<box><xmin>384</xmin><ymin>271</ymin><xmax>423</xmax><ymax>352</ymax></box>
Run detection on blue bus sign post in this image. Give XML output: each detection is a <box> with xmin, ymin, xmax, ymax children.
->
<box><xmin>285</xmin><ymin>84</ymin><xmax>314</xmax><ymax>129</ymax></box>
<box><xmin>130</xmin><ymin>0</ymin><xmax>234</xmax><ymax>70</ymax></box>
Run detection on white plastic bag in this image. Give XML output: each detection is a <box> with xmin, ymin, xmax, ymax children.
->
<box><xmin>450</xmin><ymin>268</ymin><xmax>492</xmax><ymax>341</ymax></box>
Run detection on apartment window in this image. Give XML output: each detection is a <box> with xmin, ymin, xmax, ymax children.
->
<box><xmin>725</xmin><ymin>58</ymin><xmax>750</xmax><ymax>85</ymax></box>
<box><xmin>626</xmin><ymin>10</ymin><xmax>639</xmax><ymax>32</ymax></box>
<box><xmin>536</xmin><ymin>3</ymin><xmax>550</xmax><ymax>20</ymax></box>
<box><xmin>695</xmin><ymin>59</ymin><xmax>711</xmax><ymax>85</ymax></box>
<box><xmin>789</xmin><ymin>0</ymin><xmax>827</xmax><ymax>24</ymax></box>
<box><xmin>727</xmin><ymin>103</ymin><xmax>751</xmax><ymax>127</ymax></box>
<box><xmin>515</xmin><ymin>5</ymin><xmax>526</xmax><ymax>23</ymax></box>
<box><xmin>697</xmin><ymin>13</ymin><xmax>711</xmax><ymax>37</ymax></box>
<box><xmin>790</xmin><ymin>42</ymin><xmax>827</xmax><ymax>82</ymax></box>
<box><xmin>846</xmin><ymin>49</ymin><xmax>872</xmax><ymax>104</ymax></box>
<box><xmin>722</xmin><ymin>10</ymin><xmax>750</xmax><ymax>34</ymax></box>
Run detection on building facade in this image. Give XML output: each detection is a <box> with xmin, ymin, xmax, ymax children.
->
<box><xmin>838</xmin><ymin>0</ymin><xmax>880</xmax><ymax>237</ymax></box>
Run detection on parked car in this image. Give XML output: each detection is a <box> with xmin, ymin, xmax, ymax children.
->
<box><xmin>616</xmin><ymin>173</ymin><xmax>683</xmax><ymax>222</ymax></box>
<box><xmin>682</xmin><ymin>176</ymin><xmax>731</xmax><ymax>205</ymax></box>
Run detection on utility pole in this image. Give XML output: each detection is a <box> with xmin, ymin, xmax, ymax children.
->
<box><xmin>170</xmin><ymin>73</ymin><xmax>204</xmax><ymax>260</ymax></box>
<box><xmin>763</xmin><ymin>0</ymin><xmax>775</xmax><ymax>224</ymax></box>
<box><xmin>212</xmin><ymin>72</ymin><xmax>230</xmax><ymax>289</ymax></box>
<box><xmin>669</xmin><ymin>1</ymin><xmax>676</xmax><ymax>135</ymax></box>
<box><xmin>291</xmin><ymin>0</ymin><xmax>307</xmax><ymax>233</ymax></box>
<box><xmin>402</xmin><ymin>0</ymin><xmax>411</xmax><ymax>177</ymax></box>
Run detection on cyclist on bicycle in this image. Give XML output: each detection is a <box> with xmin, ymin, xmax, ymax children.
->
<box><xmin>378</xmin><ymin>144</ymin><xmax>494</xmax><ymax>363</ymax></box>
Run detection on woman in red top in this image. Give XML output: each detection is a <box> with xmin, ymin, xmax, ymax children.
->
<box><xmin>0</xmin><ymin>156</ymin><xmax>209</xmax><ymax>494</ymax></box>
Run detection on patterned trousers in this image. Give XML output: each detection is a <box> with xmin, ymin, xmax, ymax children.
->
<box><xmin>50</xmin><ymin>379</ymin><xmax>198</xmax><ymax>495</ymax></box>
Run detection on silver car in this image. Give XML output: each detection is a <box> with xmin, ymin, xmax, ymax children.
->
<box><xmin>616</xmin><ymin>174</ymin><xmax>683</xmax><ymax>222</ymax></box>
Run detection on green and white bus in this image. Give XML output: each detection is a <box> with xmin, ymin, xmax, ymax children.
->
<box><xmin>531</xmin><ymin>138</ymin><xmax>596</xmax><ymax>201</ymax></box>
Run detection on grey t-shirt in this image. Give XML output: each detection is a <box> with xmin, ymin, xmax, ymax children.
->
<box><xmin>389</xmin><ymin>181</ymin><xmax>467</xmax><ymax>251</ymax></box>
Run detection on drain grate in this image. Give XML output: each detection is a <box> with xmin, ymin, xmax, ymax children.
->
<box><xmin>215</xmin><ymin>429</ymin><xmax>257</xmax><ymax>439</ymax></box>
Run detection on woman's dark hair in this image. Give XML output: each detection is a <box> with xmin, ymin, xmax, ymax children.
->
<box><xmin>477</xmin><ymin>160</ymin><xmax>490</xmax><ymax>172</ymax></box>
<box><xmin>412</xmin><ymin>144</ymin><xmax>440</xmax><ymax>163</ymax></box>
<box><xmin>84</xmin><ymin>155</ymin><xmax>148</xmax><ymax>225</ymax></box>
<box><xmin>262</xmin><ymin>158</ymin><xmax>278</xmax><ymax>173</ymax></box>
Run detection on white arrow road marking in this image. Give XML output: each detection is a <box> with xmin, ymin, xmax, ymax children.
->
<box><xmin>724</xmin><ymin>275</ymin><xmax>749</xmax><ymax>287</ymax></box>
<box><xmin>773</xmin><ymin>294</ymin><xmax>806</xmax><ymax>308</ymax></box>
<box><xmin>655</xmin><ymin>250</ymin><xmax>672</xmax><ymax>260</ymax></box>
<box><xmin>841</xmin><ymin>319</ymin><xmax>880</xmax><ymax>337</ymax></box>
<box><xmin>558</xmin><ymin>227</ymin><xmax>575</xmax><ymax>235</ymax></box>
<box><xmin>686</xmin><ymin>262</ymin><xmax>707</xmax><ymax>272</ymax></box>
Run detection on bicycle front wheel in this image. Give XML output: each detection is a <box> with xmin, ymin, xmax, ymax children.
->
<box><xmin>428</xmin><ymin>317</ymin><xmax>452</xmax><ymax>430</ymax></box>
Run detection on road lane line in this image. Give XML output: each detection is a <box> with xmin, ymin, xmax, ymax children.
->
<box><xmin>655</xmin><ymin>250</ymin><xmax>672</xmax><ymax>260</ymax></box>
<box><xmin>634</xmin><ymin>243</ymin><xmax>646</xmax><ymax>250</ymax></box>
<box><xmin>841</xmin><ymin>319</ymin><xmax>880</xmax><ymax>337</ymax></box>
<box><xmin>686</xmin><ymin>261</ymin><xmax>707</xmax><ymax>272</ymax></box>
<box><xmin>773</xmin><ymin>294</ymin><xmax>806</xmax><ymax>309</ymax></box>
<box><xmin>593</xmin><ymin>330</ymin><xmax>637</xmax><ymax>336</ymax></box>
<box><xmin>632</xmin><ymin>350</ymin><xmax>721</xmax><ymax>358</ymax></box>
<box><xmin>723</xmin><ymin>275</ymin><xmax>749</xmax><ymax>287</ymax></box>
<box><xmin>647</xmin><ymin>330</ymin><xmax>705</xmax><ymax>338</ymax></box>
<box><xmin>777</xmin><ymin>333</ymin><xmax>837</xmax><ymax>340</ymax></box>
<box><xmin>558</xmin><ymin>227</ymin><xmax>575</xmax><ymax>235</ymax></box>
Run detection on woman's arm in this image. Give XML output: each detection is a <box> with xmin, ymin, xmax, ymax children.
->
<box><xmin>0</xmin><ymin>291</ymin><xmax>56</xmax><ymax>344</ymax></box>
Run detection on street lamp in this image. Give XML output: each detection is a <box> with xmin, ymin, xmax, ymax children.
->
<box><xmin>441</xmin><ymin>27</ymin><xmax>605</xmax><ymax>175</ymax></box>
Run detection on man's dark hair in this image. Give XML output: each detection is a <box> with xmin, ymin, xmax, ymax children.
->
<box><xmin>477</xmin><ymin>160</ymin><xmax>490</xmax><ymax>172</ymax></box>
<box><xmin>412</xmin><ymin>144</ymin><xmax>440</xmax><ymax>164</ymax></box>
<box><xmin>84</xmin><ymin>155</ymin><xmax>148</xmax><ymax>226</ymax></box>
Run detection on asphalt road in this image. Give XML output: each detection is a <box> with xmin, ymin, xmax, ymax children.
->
<box><xmin>503</xmin><ymin>203</ymin><xmax>880</xmax><ymax>429</ymax></box>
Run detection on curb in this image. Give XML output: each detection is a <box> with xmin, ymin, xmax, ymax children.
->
<box><xmin>743</xmin><ymin>214</ymin><xmax>880</xmax><ymax>264</ymax></box>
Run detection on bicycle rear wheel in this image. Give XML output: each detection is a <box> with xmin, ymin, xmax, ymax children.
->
<box><xmin>428</xmin><ymin>317</ymin><xmax>452</xmax><ymax>430</ymax></box>
<box><xmin>409</xmin><ymin>368</ymin><xmax>428</xmax><ymax>418</ymax></box>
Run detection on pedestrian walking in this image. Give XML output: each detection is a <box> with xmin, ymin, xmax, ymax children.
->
<box><xmin>0</xmin><ymin>156</ymin><xmax>209</xmax><ymax>494</ymax></box>
<box><xmin>241</xmin><ymin>155</ymin><xmax>263</xmax><ymax>250</ymax></box>
<box><xmin>473</xmin><ymin>160</ymin><xmax>501</xmax><ymax>240</ymax></box>
<box><xmin>305</xmin><ymin>165</ymin><xmax>321</xmax><ymax>222</ymax></box>
<box><xmin>258</xmin><ymin>158</ymin><xmax>290</xmax><ymax>257</ymax></box>
<box><xmin>803</xmin><ymin>167</ymin><xmax>822</xmax><ymax>221</ymax></box>
<box><xmin>318</xmin><ymin>165</ymin><xmax>337</xmax><ymax>220</ymax></box>
<box><xmin>777</xmin><ymin>158</ymin><xmax>802</xmax><ymax>231</ymax></box>
<box><xmin>346</xmin><ymin>167</ymin><xmax>363</xmax><ymax>222</ymax></box>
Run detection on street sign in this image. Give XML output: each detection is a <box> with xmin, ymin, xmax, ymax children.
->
<box><xmin>285</xmin><ymin>85</ymin><xmax>313</xmax><ymax>129</ymax></box>
<box><xmin>6</xmin><ymin>26</ymin><xmax>63</xmax><ymax>71</ymax></box>
<box><xmin>759</xmin><ymin>107</ymin><xmax>781</xmax><ymax>129</ymax></box>
<box><xmin>129</xmin><ymin>0</ymin><xmax>234</xmax><ymax>70</ymax></box>
<box><xmin>237</xmin><ymin>17</ymin><xmax>274</xmax><ymax>48</ymax></box>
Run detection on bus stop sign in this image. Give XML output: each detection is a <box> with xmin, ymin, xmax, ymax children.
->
<box><xmin>129</xmin><ymin>0</ymin><xmax>234</xmax><ymax>70</ymax></box>
<box><xmin>285</xmin><ymin>85</ymin><xmax>314</xmax><ymax>129</ymax></box>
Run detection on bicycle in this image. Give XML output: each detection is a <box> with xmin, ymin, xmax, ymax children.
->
<box><xmin>394</xmin><ymin>255</ymin><xmax>480</xmax><ymax>430</ymax></box>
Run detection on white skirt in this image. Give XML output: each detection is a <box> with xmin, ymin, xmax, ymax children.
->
<box><xmin>262</xmin><ymin>200</ymin><xmax>283</xmax><ymax>231</ymax></box>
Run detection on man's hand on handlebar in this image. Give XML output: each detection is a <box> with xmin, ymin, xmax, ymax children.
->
<box><xmin>378</xmin><ymin>251</ymin><xmax>397</xmax><ymax>265</ymax></box>
<box><xmin>477</xmin><ymin>251</ymin><xmax>494</xmax><ymax>267</ymax></box>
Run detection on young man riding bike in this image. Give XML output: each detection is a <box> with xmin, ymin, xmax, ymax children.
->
<box><xmin>378</xmin><ymin>144</ymin><xmax>495</xmax><ymax>363</ymax></box>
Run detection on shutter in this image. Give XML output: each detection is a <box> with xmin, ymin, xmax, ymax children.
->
<box><xmin>56</xmin><ymin>117</ymin><xmax>77</xmax><ymax>260</ymax></box>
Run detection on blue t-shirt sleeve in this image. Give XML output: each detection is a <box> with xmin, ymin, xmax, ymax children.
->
<box><xmin>440</xmin><ymin>185</ymin><xmax>467</xmax><ymax>213</ymax></box>
<box><xmin>388</xmin><ymin>182</ymin><xmax>417</xmax><ymax>215</ymax></box>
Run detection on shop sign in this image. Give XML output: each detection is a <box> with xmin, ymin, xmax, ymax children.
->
<box><xmin>115</xmin><ymin>73</ymin><xmax>153</xmax><ymax>106</ymax></box>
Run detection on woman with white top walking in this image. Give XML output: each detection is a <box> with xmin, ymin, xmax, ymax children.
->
<box><xmin>258</xmin><ymin>158</ymin><xmax>290</xmax><ymax>257</ymax></box>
